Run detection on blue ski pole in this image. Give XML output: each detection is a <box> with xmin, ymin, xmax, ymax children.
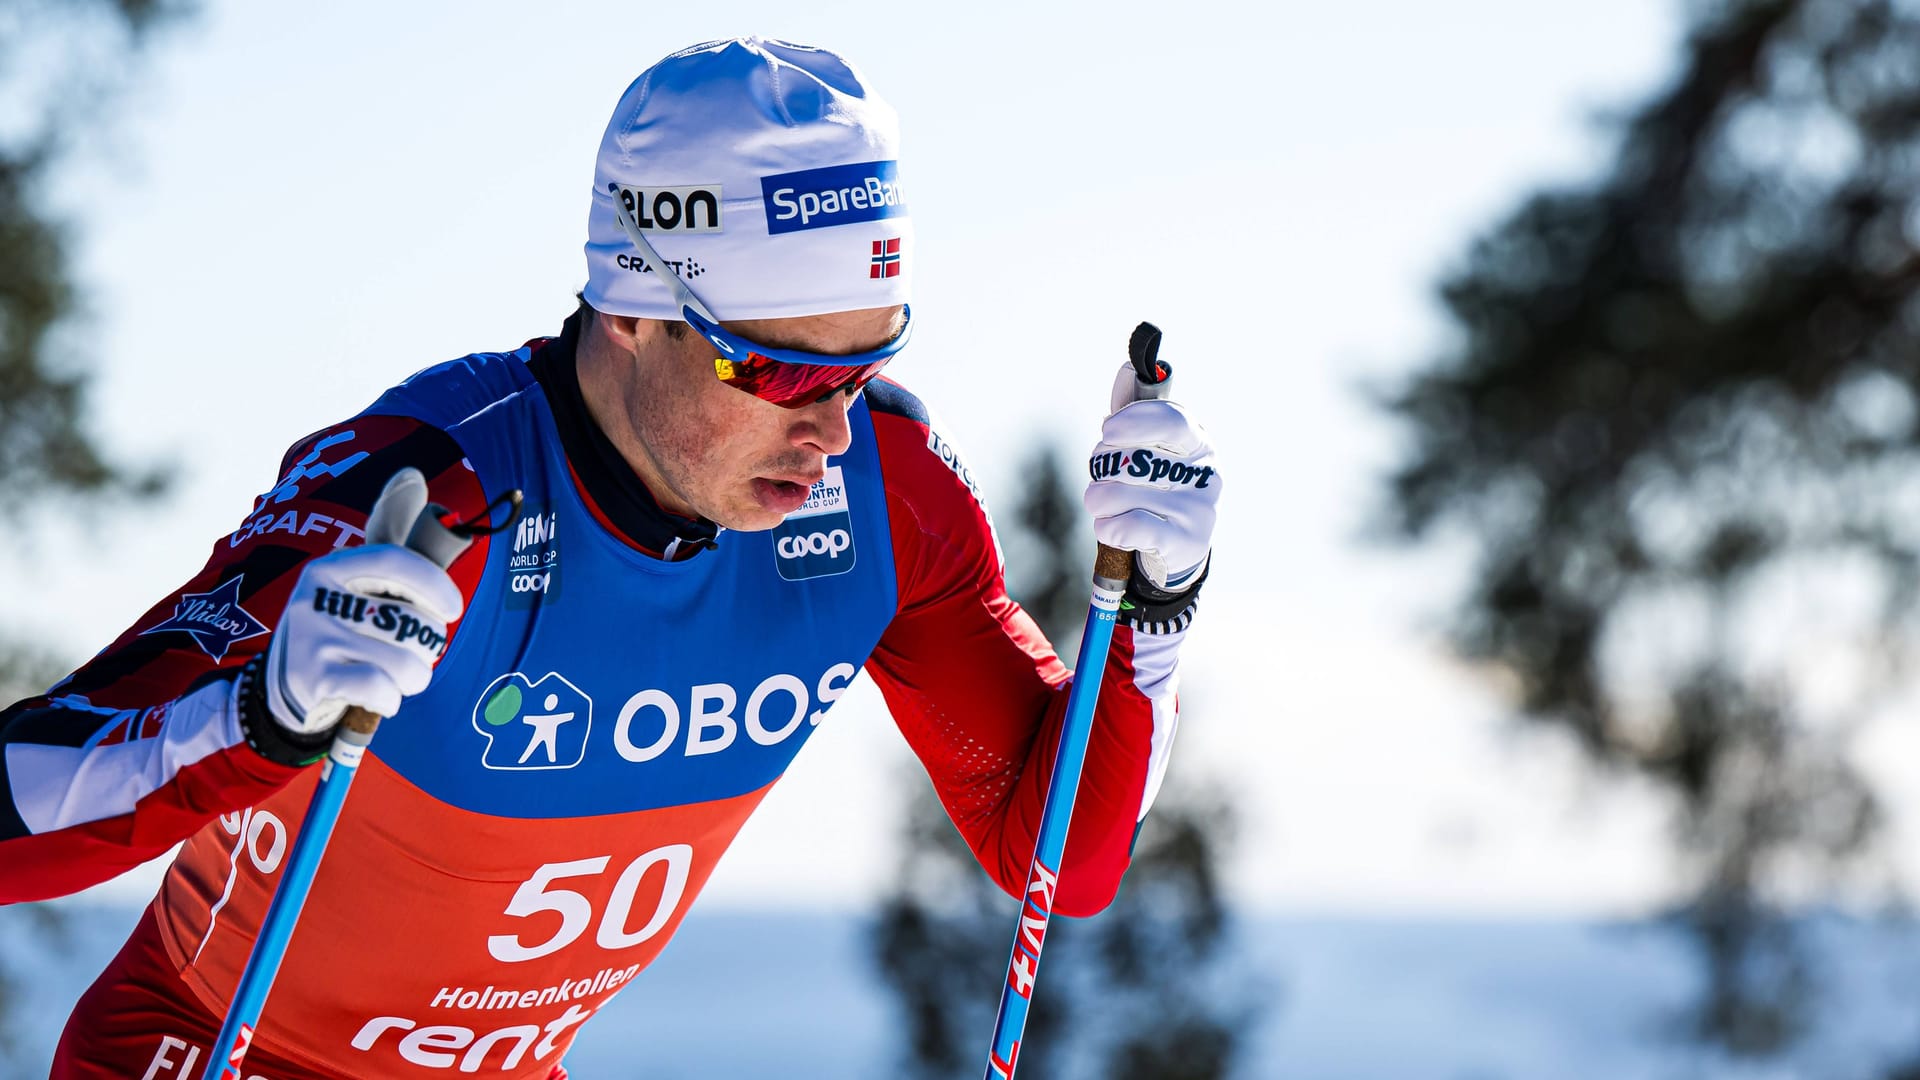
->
<box><xmin>202</xmin><ymin>469</ymin><xmax>475</xmax><ymax>1080</ymax></box>
<box><xmin>983</xmin><ymin>322</ymin><xmax>1171</xmax><ymax>1080</ymax></box>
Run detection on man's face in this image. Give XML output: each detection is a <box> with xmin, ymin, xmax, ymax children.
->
<box><xmin>618</xmin><ymin>305</ymin><xmax>904</xmax><ymax>532</ymax></box>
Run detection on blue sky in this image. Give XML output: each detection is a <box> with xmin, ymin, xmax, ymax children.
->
<box><xmin>17</xmin><ymin>0</ymin><xmax>1763</xmax><ymax>915</ymax></box>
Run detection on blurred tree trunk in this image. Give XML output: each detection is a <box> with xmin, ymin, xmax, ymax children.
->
<box><xmin>0</xmin><ymin>0</ymin><xmax>191</xmax><ymax>1067</ymax></box>
<box><xmin>1379</xmin><ymin>0</ymin><xmax>1920</xmax><ymax>1056</ymax></box>
<box><xmin>872</xmin><ymin>442</ymin><xmax>1260</xmax><ymax>1078</ymax></box>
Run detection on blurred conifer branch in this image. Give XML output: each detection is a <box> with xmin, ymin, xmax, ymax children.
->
<box><xmin>1380</xmin><ymin>0</ymin><xmax>1920</xmax><ymax>1055</ymax></box>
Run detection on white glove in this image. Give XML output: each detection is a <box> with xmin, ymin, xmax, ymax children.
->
<box><xmin>1084</xmin><ymin>363</ymin><xmax>1221</xmax><ymax>592</ymax></box>
<box><xmin>263</xmin><ymin>472</ymin><xmax>464</xmax><ymax>736</ymax></box>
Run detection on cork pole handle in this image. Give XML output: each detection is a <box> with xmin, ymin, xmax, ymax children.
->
<box><xmin>1094</xmin><ymin>543</ymin><xmax>1133</xmax><ymax>588</ymax></box>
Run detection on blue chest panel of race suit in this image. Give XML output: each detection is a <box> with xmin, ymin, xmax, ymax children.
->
<box><xmin>353</xmin><ymin>350</ymin><xmax>898</xmax><ymax>818</ymax></box>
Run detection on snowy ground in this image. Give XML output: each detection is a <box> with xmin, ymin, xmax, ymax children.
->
<box><xmin>6</xmin><ymin>903</ymin><xmax>1919</xmax><ymax>1078</ymax></box>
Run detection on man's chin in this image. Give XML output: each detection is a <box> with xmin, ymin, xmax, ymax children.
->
<box><xmin>712</xmin><ymin>511</ymin><xmax>784</xmax><ymax>533</ymax></box>
<box><xmin>708</xmin><ymin>499</ymin><xmax>787</xmax><ymax>534</ymax></box>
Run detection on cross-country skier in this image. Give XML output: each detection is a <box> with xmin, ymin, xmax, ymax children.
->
<box><xmin>0</xmin><ymin>37</ymin><xmax>1222</xmax><ymax>1079</ymax></box>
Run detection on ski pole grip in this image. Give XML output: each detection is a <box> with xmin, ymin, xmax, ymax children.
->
<box><xmin>1094</xmin><ymin>322</ymin><xmax>1174</xmax><ymax>592</ymax></box>
<box><xmin>1128</xmin><ymin>321</ymin><xmax>1172</xmax><ymax>402</ymax></box>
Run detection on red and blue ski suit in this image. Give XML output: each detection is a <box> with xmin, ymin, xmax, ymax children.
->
<box><xmin>0</xmin><ymin>310</ymin><xmax>1187</xmax><ymax>1078</ymax></box>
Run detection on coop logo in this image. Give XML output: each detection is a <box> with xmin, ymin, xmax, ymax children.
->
<box><xmin>761</xmin><ymin>160</ymin><xmax>907</xmax><ymax>235</ymax></box>
<box><xmin>776</xmin><ymin>530</ymin><xmax>850</xmax><ymax>559</ymax></box>
<box><xmin>771</xmin><ymin>465</ymin><xmax>856</xmax><ymax>580</ymax></box>
<box><xmin>613</xmin><ymin>184</ymin><xmax>723</xmax><ymax>233</ymax></box>
<box><xmin>472</xmin><ymin>672</ymin><xmax>593</xmax><ymax>771</ymax></box>
<box><xmin>506</xmin><ymin>506</ymin><xmax>560</xmax><ymax>609</ymax></box>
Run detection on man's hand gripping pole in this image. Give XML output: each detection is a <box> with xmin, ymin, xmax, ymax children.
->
<box><xmin>203</xmin><ymin>469</ymin><xmax>473</xmax><ymax>1080</ymax></box>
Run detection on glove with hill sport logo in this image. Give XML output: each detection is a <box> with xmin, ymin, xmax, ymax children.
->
<box><xmin>1084</xmin><ymin>363</ymin><xmax>1220</xmax><ymax>634</ymax></box>
<box><xmin>235</xmin><ymin>469</ymin><xmax>466</xmax><ymax>765</ymax></box>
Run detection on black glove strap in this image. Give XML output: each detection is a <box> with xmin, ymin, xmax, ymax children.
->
<box><xmin>235</xmin><ymin>653</ymin><xmax>332</xmax><ymax>767</ymax></box>
<box><xmin>1120</xmin><ymin>554</ymin><xmax>1210</xmax><ymax>635</ymax></box>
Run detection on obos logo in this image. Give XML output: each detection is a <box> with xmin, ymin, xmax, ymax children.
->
<box><xmin>472</xmin><ymin>672</ymin><xmax>593</xmax><ymax>771</ymax></box>
<box><xmin>772</xmin><ymin>465</ymin><xmax>856</xmax><ymax>581</ymax></box>
<box><xmin>506</xmin><ymin>507</ymin><xmax>560</xmax><ymax>609</ymax></box>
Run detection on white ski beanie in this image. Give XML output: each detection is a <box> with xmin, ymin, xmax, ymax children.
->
<box><xmin>583</xmin><ymin>37</ymin><xmax>912</xmax><ymax>322</ymax></box>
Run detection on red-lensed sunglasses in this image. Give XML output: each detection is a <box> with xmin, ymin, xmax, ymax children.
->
<box><xmin>614</xmin><ymin>195</ymin><xmax>912</xmax><ymax>409</ymax></box>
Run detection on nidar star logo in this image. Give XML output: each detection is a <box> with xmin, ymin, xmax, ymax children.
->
<box><xmin>139</xmin><ymin>575</ymin><xmax>271</xmax><ymax>662</ymax></box>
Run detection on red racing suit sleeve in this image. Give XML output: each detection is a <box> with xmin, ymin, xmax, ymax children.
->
<box><xmin>0</xmin><ymin>414</ymin><xmax>490</xmax><ymax>904</ymax></box>
<box><xmin>864</xmin><ymin>386</ymin><xmax>1184</xmax><ymax>917</ymax></box>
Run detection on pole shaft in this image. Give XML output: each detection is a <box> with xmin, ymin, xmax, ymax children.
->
<box><xmin>982</xmin><ymin>548</ymin><xmax>1128</xmax><ymax>1079</ymax></box>
<box><xmin>201</xmin><ymin>729</ymin><xmax>369</xmax><ymax>1080</ymax></box>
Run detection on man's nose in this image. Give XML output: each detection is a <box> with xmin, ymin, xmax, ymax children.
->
<box><xmin>791</xmin><ymin>395</ymin><xmax>855</xmax><ymax>456</ymax></box>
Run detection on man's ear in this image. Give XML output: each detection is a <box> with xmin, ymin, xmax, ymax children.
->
<box><xmin>596</xmin><ymin>311</ymin><xmax>644</xmax><ymax>353</ymax></box>
<box><xmin>589</xmin><ymin>310</ymin><xmax>688</xmax><ymax>357</ymax></box>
